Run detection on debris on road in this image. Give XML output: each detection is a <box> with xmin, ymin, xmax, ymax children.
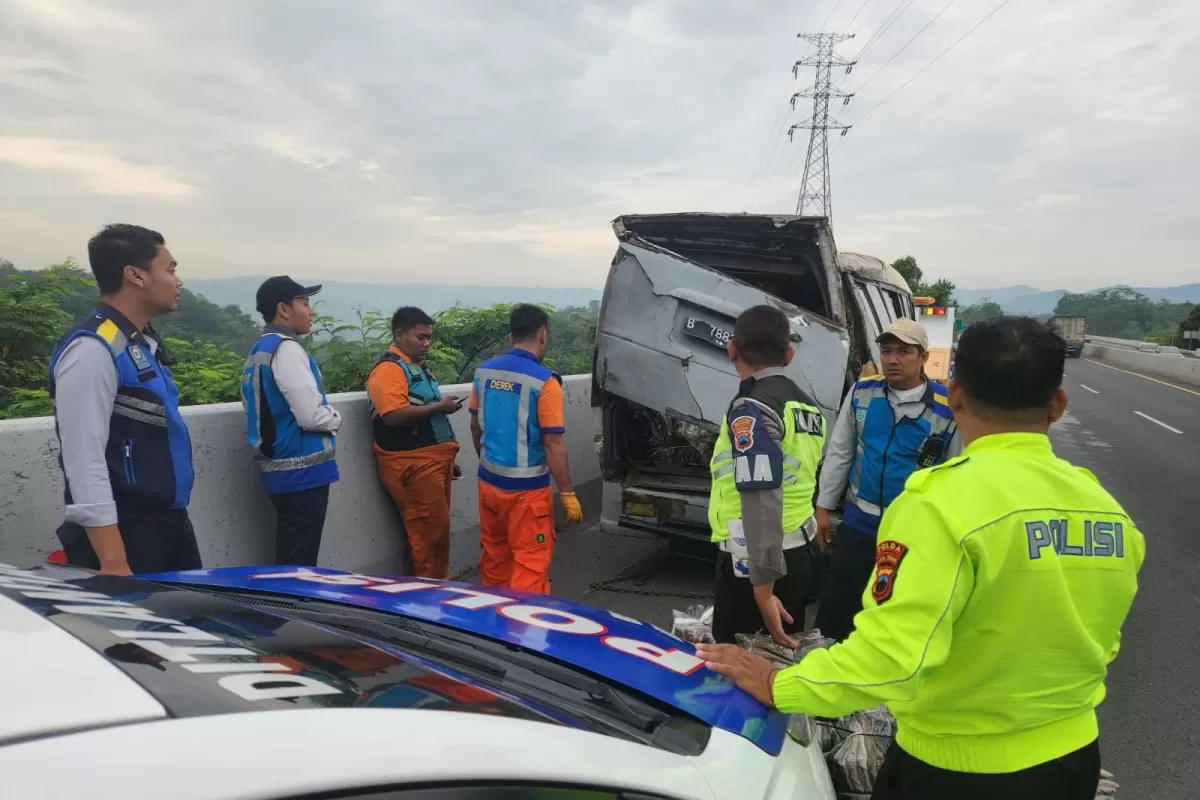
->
<box><xmin>671</xmin><ymin>605</ymin><xmax>1121</xmax><ymax>800</ymax></box>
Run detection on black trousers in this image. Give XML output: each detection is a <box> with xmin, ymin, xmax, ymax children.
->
<box><xmin>57</xmin><ymin>509</ymin><xmax>202</xmax><ymax>573</ymax></box>
<box><xmin>270</xmin><ymin>484</ymin><xmax>330</xmax><ymax>566</ymax></box>
<box><xmin>712</xmin><ymin>544</ymin><xmax>824</xmax><ymax>644</ymax></box>
<box><xmin>814</xmin><ymin>520</ymin><xmax>878</xmax><ymax>642</ymax></box>
<box><xmin>871</xmin><ymin>739</ymin><xmax>1101</xmax><ymax>800</ymax></box>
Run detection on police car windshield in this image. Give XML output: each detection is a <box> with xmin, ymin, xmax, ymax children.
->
<box><xmin>199</xmin><ymin>587</ymin><xmax>711</xmax><ymax>757</ymax></box>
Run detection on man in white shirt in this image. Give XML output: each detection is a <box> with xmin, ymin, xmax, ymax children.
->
<box><xmin>812</xmin><ymin>318</ymin><xmax>963</xmax><ymax>641</ymax></box>
<box><xmin>240</xmin><ymin>276</ymin><xmax>342</xmax><ymax>565</ymax></box>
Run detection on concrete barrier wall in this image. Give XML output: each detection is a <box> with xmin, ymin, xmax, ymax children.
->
<box><xmin>0</xmin><ymin>376</ymin><xmax>600</xmax><ymax>576</ymax></box>
<box><xmin>1087</xmin><ymin>345</ymin><xmax>1200</xmax><ymax>388</ymax></box>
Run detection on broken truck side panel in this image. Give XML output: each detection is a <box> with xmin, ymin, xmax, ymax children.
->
<box><xmin>592</xmin><ymin>213</ymin><xmax>852</xmax><ymax>540</ymax></box>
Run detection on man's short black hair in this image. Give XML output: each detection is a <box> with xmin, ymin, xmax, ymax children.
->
<box><xmin>392</xmin><ymin>306</ymin><xmax>434</xmax><ymax>333</ymax></box>
<box><xmin>954</xmin><ymin>316</ymin><xmax>1066</xmax><ymax>412</ymax></box>
<box><xmin>88</xmin><ymin>224</ymin><xmax>164</xmax><ymax>295</ymax></box>
<box><xmin>733</xmin><ymin>305</ymin><xmax>791</xmax><ymax>367</ymax></box>
<box><xmin>510</xmin><ymin>304</ymin><xmax>550</xmax><ymax>341</ymax></box>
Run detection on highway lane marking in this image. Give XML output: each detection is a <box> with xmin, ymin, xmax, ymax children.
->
<box><xmin>1079</xmin><ymin>384</ymin><xmax>1099</xmax><ymax>394</ymax></box>
<box><xmin>1083</xmin><ymin>358</ymin><xmax>1200</xmax><ymax>398</ymax></box>
<box><xmin>1133</xmin><ymin>411</ymin><xmax>1183</xmax><ymax>435</ymax></box>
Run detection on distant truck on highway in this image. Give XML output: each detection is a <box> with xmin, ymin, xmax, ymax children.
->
<box><xmin>1050</xmin><ymin>316</ymin><xmax>1087</xmax><ymax>358</ymax></box>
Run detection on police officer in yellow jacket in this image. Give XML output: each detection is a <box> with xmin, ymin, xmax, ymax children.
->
<box><xmin>699</xmin><ymin>316</ymin><xmax>1144</xmax><ymax>800</ymax></box>
<box><xmin>708</xmin><ymin>305</ymin><xmax>827</xmax><ymax>647</ymax></box>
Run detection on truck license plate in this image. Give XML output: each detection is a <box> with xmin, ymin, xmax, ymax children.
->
<box><xmin>683</xmin><ymin>316</ymin><xmax>734</xmax><ymax>349</ymax></box>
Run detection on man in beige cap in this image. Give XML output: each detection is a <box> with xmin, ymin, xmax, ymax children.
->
<box><xmin>812</xmin><ymin>317</ymin><xmax>962</xmax><ymax>641</ymax></box>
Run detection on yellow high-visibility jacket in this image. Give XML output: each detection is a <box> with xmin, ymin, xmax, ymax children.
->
<box><xmin>772</xmin><ymin>432</ymin><xmax>1145</xmax><ymax>773</ymax></box>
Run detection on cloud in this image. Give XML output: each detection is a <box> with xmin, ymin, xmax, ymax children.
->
<box><xmin>0</xmin><ymin>138</ymin><xmax>194</xmax><ymax>198</ymax></box>
<box><xmin>0</xmin><ymin>0</ymin><xmax>1196</xmax><ymax>292</ymax></box>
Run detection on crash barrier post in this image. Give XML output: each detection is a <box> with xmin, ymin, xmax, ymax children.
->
<box><xmin>0</xmin><ymin>376</ymin><xmax>600</xmax><ymax>576</ymax></box>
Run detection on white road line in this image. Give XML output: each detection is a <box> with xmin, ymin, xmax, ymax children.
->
<box><xmin>1133</xmin><ymin>410</ymin><xmax>1183</xmax><ymax>435</ymax></box>
<box><xmin>1079</xmin><ymin>384</ymin><xmax>1099</xmax><ymax>394</ymax></box>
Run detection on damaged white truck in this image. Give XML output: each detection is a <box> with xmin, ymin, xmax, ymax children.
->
<box><xmin>592</xmin><ymin>213</ymin><xmax>915</xmax><ymax>542</ymax></box>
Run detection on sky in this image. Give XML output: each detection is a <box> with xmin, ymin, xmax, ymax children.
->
<box><xmin>0</xmin><ymin>0</ymin><xmax>1196</xmax><ymax>291</ymax></box>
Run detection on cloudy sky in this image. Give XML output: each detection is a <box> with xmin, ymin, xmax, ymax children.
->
<box><xmin>1</xmin><ymin>0</ymin><xmax>1196</xmax><ymax>291</ymax></box>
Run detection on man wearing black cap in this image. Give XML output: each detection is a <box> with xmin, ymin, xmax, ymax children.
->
<box><xmin>239</xmin><ymin>276</ymin><xmax>342</xmax><ymax>565</ymax></box>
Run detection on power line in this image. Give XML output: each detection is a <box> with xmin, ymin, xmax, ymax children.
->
<box><xmin>819</xmin><ymin>0</ymin><xmax>848</xmax><ymax>30</ymax></box>
<box><xmin>831</xmin><ymin>0</ymin><xmax>1013</xmax><ymax>158</ymax></box>
<box><xmin>844</xmin><ymin>0</ymin><xmax>873</xmax><ymax>31</ymax></box>
<box><xmin>743</xmin><ymin>1</ymin><xmax>826</xmax><ymax>209</ymax></box>
<box><xmin>851</xmin><ymin>0</ymin><xmax>959</xmax><ymax>95</ymax></box>
<box><xmin>855</xmin><ymin>0</ymin><xmax>918</xmax><ymax>61</ymax></box>
<box><xmin>853</xmin><ymin>0</ymin><xmax>1013</xmax><ymax>125</ymax></box>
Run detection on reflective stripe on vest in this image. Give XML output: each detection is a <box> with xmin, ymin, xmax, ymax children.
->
<box><xmin>49</xmin><ymin>305</ymin><xmax>194</xmax><ymax>514</ymax></box>
<box><xmin>241</xmin><ymin>331</ymin><xmax>338</xmax><ymax>493</ymax></box>
<box><xmin>844</xmin><ymin>378</ymin><xmax>956</xmax><ymax>521</ymax></box>
<box><xmin>473</xmin><ymin>350</ymin><xmax>560</xmax><ymax>492</ymax></box>
<box><xmin>707</xmin><ymin>400</ymin><xmax>827</xmax><ymax>543</ymax></box>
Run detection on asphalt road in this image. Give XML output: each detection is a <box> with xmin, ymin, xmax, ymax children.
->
<box><xmin>545</xmin><ymin>356</ymin><xmax>1199</xmax><ymax>800</ymax></box>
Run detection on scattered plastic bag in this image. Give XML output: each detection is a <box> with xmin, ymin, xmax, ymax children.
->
<box><xmin>669</xmin><ymin>609</ymin><xmax>1122</xmax><ymax>800</ymax></box>
<box><xmin>734</xmin><ymin>631</ymin><xmax>798</xmax><ymax>668</ymax></box>
<box><xmin>670</xmin><ymin>604</ymin><xmax>715</xmax><ymax>644</ymax></box>
<box><xmin>829</xmin><ymin>729</ymin><xmax>891</xmax><ymax>794</ymax></box>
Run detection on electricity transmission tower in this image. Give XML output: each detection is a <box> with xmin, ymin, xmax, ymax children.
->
<box><xmin>788</xmin><ymin>33</ymin><xmax>856</xmax><ymax>218</ymax></box>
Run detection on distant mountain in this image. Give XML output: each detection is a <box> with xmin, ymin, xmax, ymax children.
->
<box><xmin>955</xmin><ymin>284</ymin><xmax>1200</xmax><ymax>315</ymax></box>
<box><xmin>186</xmin><ymin>277</ymin><xmax>603</xmax><ymax>324</ymax></box>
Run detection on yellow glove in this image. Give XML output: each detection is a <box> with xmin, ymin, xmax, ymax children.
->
<box><xmin>559</xmin><ymin>492</ymin><xmax>584</xmax><ymax>524</ymax></box>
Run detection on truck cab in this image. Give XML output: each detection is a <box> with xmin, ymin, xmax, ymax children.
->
<box><xmin>590</xmin><ymin>213</ymin><xmax>917</xmax><ymax>542</ymax></box>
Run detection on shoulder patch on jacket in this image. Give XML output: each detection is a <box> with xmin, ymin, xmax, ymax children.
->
<box><xmin>871</xmin><ymin>540</ymin><xmax>908</xmax><ymax>604</ymax></box>
<box><xmin>1075</xmin><ymin>465</ymin><xmax>1101</xmax><ymax>485</ymax></box>
<box><xmin>904</xmin><ymin>454</ymin><xmax>970</xmax><ymax>493</ymax></box>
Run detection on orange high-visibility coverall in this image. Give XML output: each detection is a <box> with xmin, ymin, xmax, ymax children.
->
<box><xmin>470</xmin><ymin>363</ymin><xmax>564</xmax><ymax>595</ymax></box>
<box><xmin>367</xmin><ymin>346</ymin><xmax>459</xmax><ymax>580</ymax></box>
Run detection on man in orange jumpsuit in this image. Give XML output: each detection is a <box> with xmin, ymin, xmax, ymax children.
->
<box><xmin>469</xmin><ymin>304</ymin><xmax>584</xmax><ymax>594</ymax></box>
<box><xmin>366</xmin><ymin>306</ymin><xmax>464</xmax><ymax>579</ymax></box>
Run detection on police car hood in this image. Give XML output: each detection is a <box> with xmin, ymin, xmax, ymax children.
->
<box><xmin>146</xmin><ymin>565</ymin><xmax>788</xmax><ymax>754</ymax></box>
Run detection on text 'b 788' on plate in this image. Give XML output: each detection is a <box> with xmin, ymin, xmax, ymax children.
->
<box><xmin>683</xmin><ymin>316</ymin><xmax>734</xmax><ymax>349</ymax></box>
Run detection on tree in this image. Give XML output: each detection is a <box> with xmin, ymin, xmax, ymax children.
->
<box><xmin>891</xmin><ymin>256</ymin><xmax>921</xmax><ymax>289</ymax></box>
<box><xmin>1178</xmin><ymin>304</ymin><xmax>1200</xmax><ymax>349</ymax></box>
<box><xmin>303</xmin><ymin>306</ymin><xmax>393</xmax><ymax>394</ymax></box>
<box><xmin>959</xmin><ymin>298</ymin><xmax>1005</xmax><ymax>324</ymax></box>
<box><xmin>164</xmin><ymin>338</ymin><xmax>246</xmax><ymax>405</ymax></box>
<box><xmin>0</xmin><ymin>257</ymin><xmax>602</xmax><ymax>419</ymax></box>
<box><xmin>430</xmin><ymin>303</ymin><xmax>536</xmax><ymax>383</ymax></box>
<box><xmin>0</xmin><ymin>263</ymin><xmax>92</xmax><ymax>417</ymax></box>
<box><xmin>1054</xmin><ymin>288</ymin><xmax>1192</xmax><ymax>341</ymax></box>
<box><xmin>890</xmin><ymin>256</ymin><xmax>955</xmax><ymax>305</ymax></box>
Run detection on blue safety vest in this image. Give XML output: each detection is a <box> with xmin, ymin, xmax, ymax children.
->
<box><xmin>48</xmin><ymin>304</ymin><xmax>194</xmax><ymax>515</ymax></box>
<box><xmin>368</xmin><ymin>351</ymin><xmax>456</xmax><ymax>451</ymax></box>
<box><xmin>240</xmin><ymin>328</ymin><xmax>339</xmax><ymax>495</ymax></box>
<box><xmin>472</xmin><ymin>348</ymin><xmax>563</xmax><ymax>491</ymax></box>
<box><xmin>843</xmin><ymin>376</ymin><xmax>957</xmax><ymax>534</ymax></box>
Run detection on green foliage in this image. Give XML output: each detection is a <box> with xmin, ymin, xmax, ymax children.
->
<box><xmin>0</xmin><ymin>256</ymin><xmax>600</xmax><ymax>419</ymax></box>
<box><xmin>303</xmin><ymin>306</ymin><xmax>393</xmax><ymax>393</ymax></box>
<box><xmin>0</xmin><ymin>263</ymin><xmax>92</xmax><ymax>413</ymax></box>
<box><xmin>1054</xmin><ymin>288</ymin><xmax>1193</xmax><ymax>342</ymax></box>
<box><xmin>307</xmin><ymin>301</ymin><xmax>599</xmax><ymax>393</ymax></box>
<box><xmin>428</xmin><ymin>303</ymin><xmax>529</xmax><ymax>384</ymax></box>
<box><xmin>164</xmin><ymin>338</ymin><xmax>245</xmax><ymax>405</ymax></box>
<box><xmin>890</xmin><ymin>256</ymin><xmax>955</xmax><ymax>305</ymax></box>
<box><xmin>1177</xmin><ymin>304</ymin><xmax>1200</xmax><ymax>348</ymax></box>
<box><xmin>959</xmin><ymin>298</ymin><xmax>1005</xmax><ymax>324</ymax></box>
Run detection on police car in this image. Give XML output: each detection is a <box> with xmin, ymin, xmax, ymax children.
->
<box><xmin>0</xmin><ymin>561</ymin><xmax>837</xmax><ymax>800</ymax></box>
